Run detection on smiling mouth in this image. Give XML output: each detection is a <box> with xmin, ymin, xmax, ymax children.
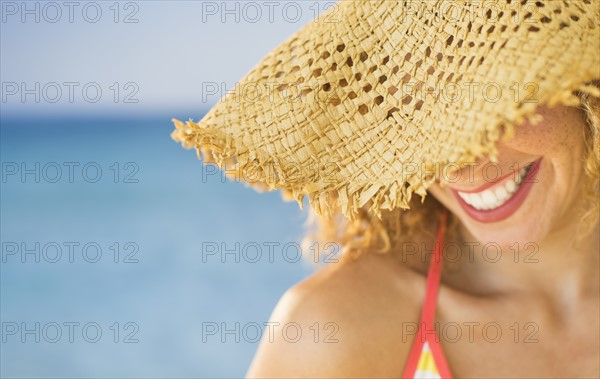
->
<box><xmin>456</xmin><ymin>163</ymin><xmax>534</xmax><ymax>211</ymax></box>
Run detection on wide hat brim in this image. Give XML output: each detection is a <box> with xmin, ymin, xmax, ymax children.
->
<box><xmin>172</xmin><ymin>0</ymin><xmax>600</xmax><ymax>219</ymax></box>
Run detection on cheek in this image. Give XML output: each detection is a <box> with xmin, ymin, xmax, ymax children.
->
<box><xmin>503</xmin><ymin>106</ymin><xmax>588</xmax><ymax>199</ymax></box>
<box><xmin>428</xmin><ymin>184</ymin><xmax>460</xmax><ymax>216</ymax></box>
<box><xmin>503</xmin><ymin>105</ymin><xmax>587</xmax><ymax>158</ymax></box>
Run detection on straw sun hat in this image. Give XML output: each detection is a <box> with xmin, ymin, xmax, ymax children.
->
<box><xmin>172</xmin><ymin>0</ymin><xmax>600</xmax><ymax>220</ymax></box>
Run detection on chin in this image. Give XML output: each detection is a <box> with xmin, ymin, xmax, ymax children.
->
<box><xmin>457</xmin><ymin>210</ymin><xmax>551</xmax><ymax>250</ymax></box>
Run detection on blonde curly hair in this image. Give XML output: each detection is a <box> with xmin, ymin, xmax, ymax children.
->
<box><xmin>303</xmin><ymin>90</ymin><xmax>600</xmax><ymax>263</ymax></box>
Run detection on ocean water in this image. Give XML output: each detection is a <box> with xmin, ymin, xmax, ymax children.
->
<box><xmin>0</xmin><ymin>114</ymin><xmax>315</xmax><ymax>377</ymax></box>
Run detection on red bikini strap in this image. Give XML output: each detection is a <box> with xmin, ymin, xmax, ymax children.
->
<box><xmin>421</xmin><ymin>210</ymin><xmax>447</xmax><ymax>326</ymax></box>
<box><xmin>402</xmin><ymin>210</ymin><xmax>452</xmax><ymax>379</ymax></box>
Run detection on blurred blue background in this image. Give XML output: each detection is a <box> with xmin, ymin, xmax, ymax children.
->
<box><xmin>0</xmin><ymin>1</ymin><xmax>334</xmax><ymax>376</ymax></box>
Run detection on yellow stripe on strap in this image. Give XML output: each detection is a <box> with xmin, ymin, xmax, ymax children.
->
<box><xmin>414</xmin><ymin>342</ymin><xmax>441</xmax><ymax>379</ymax></box>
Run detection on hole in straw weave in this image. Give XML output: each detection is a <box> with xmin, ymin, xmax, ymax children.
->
<box><xmin>570</xmin><ymin>15</ymin><xmax>579</xmax><ymax>21</ymax></box>
<box><xmin>374</xmin><ymin>95</ymin><xmax>384</xmax><ymax>105</ymax></box>
<box><xmin>446</xmin><ymin>35</ymin><xmax>454</xmax><ymax>46</ymax></box>
<box><xmin>313</xmin><ymin>68</ymin><xmax>323</xmax><ymax>77</ymax></box>
<box><xmin>329</xmin><ymin>96</ymin><xmax>341</xmax><ymax>106</ymax></box>
<box><xmin>321</xmin><ymin>51</ymin><xmax>331</xmax><ymax>59</ymax></box>
<box><xmin>386</xmin><ymin>107</ymin><xmax>399</xmax><ymax>119</ymax></box>
<box><xmin>301</xmin><ymin>88</ymin><xmax>313</xmax><ymax>98</ymax></box>
<box><xmin>528</xmin><ymin>26</ymin><xmax>540</xmax><ymax>32</ymax></box>
<box><xmin>369</xmin><ymin>65</ymin><xmax>377</xmax><ymax>73</ymax></box>
<box><xmin>425</xmin><ymin>46</ymin><xmax>431</xmax><ymax>57</ymax></box>
<box><xmin>307</xmin><ymin>58</ymin><xmax>314</xmax><ymax>66</ymax></box>
<box><xmin>323</xmin><ymin>83</ymin><xmax>331</xmax><ymax>91</ymax></box>
<box><xmin>392</xmin><ymin>65</ymin><xmax>400</xmax><ymax>74</ymax></box>
<box><xmin>337</xmin><ymin>44</ymin><xmax>345</xmax><ymax>52</ymax></box>
<box><xmin>559</xmin><ymin>22</ymin><xmax>569</xmax><ymax>29</ymax></box>
<box><xmin>363</xmin><ymin>84</ymin><xmax>373</xmax><ymax>93</ymax></box>
<box><xmin>427</xmin><ymin>66</ymin><xmax>435</xmax><ymax>75</ymax></box>
<box><xmin>388</xmin><ymin>86</ymin><xmax>398</xmax><ymax>95</ymax></box>
<box><xmin>346</xmin><ymin>57</ymin><xmax>354</xmax><ymax>67</ymax></box>
<box><xmin>360</xmin><ymin>52</ymin><xmax>369</xmax><ymax>62</ymax></box>
<box><xmin>418</xmin><ymin>82</ymin><xmax>428</xmax><ymax>93</ymax></box>
<box><xmin>348</xmin><ymin>91</ymin><xmax>357</xmax><ymax>99</ymax></box>
<box><xmin>355</xmin><ymin>73</ymin><xmax>362</xmax><ymax>81</ymax></box>
<box><xmin>382</xmin><ymin>56</ymin><xmax>390</xmax><ymax>65</ymax></box>
<box><xmin>339</xmin><ymin>78</ymin><xmax>348</xmax><ymax>87</ymax></box>
<box><xmin>402</xmin><ymin>95</ymin><xmax>413</xmax><ymax>105</ymax></box>
<box><xmin>540</xmin><ymin>16</ymin><xmax>552</xmax><ymax>23</ymax></box>
<box><xmin>535</xmin><ymin>1</ymin><xmax>544</xmax><ymax>7</ymax></box>
<box><xmin>358</xmin><ymin>104</ymin><xmax>368</xmax><ymax>115</ymax></box>
<box><xmin>415</xmin><ymin>100</ymin><xmax>424</xmax><ymax>110</ymax></box>
<box><xmin>331</xmin><ymin>63</ymin><xmax>338</xmax><ymax>71</ymax></box>
<box><xmin>379</xmin><ymin>75</ymin><xmax>388</xmax><ymax>84</ymax></box>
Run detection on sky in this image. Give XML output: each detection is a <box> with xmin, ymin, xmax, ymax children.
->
<box><xmin>1</xmin><ymin>0</ymin><xmax>335</xmax><ymax>117</ymax></box>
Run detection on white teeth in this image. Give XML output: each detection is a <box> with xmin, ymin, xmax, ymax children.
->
<box><xmin>505</xmin><ymin>179</ymin><xmax>516</xmax><ymax>193</ymax></box>
<box><xmin>481</xmin><ymin>190</ymin><xmax>495</xmax><ymax>204</ymax></box>
<box><xmin>495</xmin><ymin>186</ymin><xmax>508</xmax><ymax>200</ymax></box>
<box><xmin>457</xmin><ymin>165</ymin><xmax>531</xmax><ymax>211</ymax></box>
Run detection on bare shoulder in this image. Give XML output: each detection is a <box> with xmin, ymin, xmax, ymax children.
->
<box><xmin>246</xmin><ymin>252</ymin><xmax>428</xmax><ymax>378</ymax></box>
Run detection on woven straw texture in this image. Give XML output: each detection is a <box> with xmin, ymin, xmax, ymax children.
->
<box><xmin>172</xmin><ymin>0</ymin><xmax>600</xmax><ymax>219</ymax></box>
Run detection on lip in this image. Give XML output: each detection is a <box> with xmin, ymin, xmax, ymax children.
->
<box><xmin>450</xmin><ymin>158</ymin><xmax>542</xmax><ymax>223</ymax></box>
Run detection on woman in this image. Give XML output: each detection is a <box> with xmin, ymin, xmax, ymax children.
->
<box><xmin>246</xmin><ymin>100</ymin><xmax>600</xmax><ymax>378</ymax></box>
<box><xmin>172</xmin><ymin>1</ymin><xmax>599</xmax><ymax>377</ymax></box>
